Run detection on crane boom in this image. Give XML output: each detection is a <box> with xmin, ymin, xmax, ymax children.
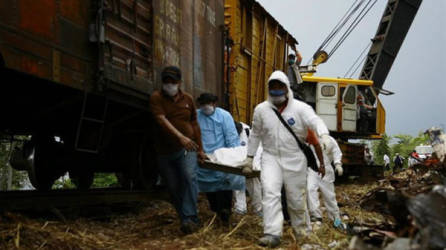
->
<box><xmin>359</xmin><ymin>0</ymin><xmax>422</xmax><ymax>93</ymax></box>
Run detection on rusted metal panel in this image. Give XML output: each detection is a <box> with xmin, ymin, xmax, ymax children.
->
<box><xmin>0</xmin><ymin>0</ymin><xmax>224</xmax><ymax>100</ymax></box>
<box><xmin>0</xmin><ymin>0</ymin><xmax>95</xmax><ymax>90</ymax></box>
<box><xmin>101</xmin><ymin>0</ymin><xmax>153</xmax><ymax>94</ymax></box>
<box><xmin>224</xmin><ymin>0</ymin><xmax>298</xmax><ymax>123</ymax></box>
<box><xmin>152</xmin><ymin>0</ymin><xmax>224</xmax><ymax>101</ymax></box>
<box><xmin>18</xmin><ymin>0</ymin><xmax>57</xmax><ymax>41</ymax></box>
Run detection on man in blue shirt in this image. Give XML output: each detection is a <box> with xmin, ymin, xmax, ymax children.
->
<box><xmin>196</xmin><ymin>93</ymin><xmax>245</xmax><ymax>225</ymax></box>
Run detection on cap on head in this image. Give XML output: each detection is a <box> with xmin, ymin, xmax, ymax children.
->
<box><xmin>197</xmin><ymin>93</ymin><xmax>218</xmax><ymax>105</ymax></box>
<box><xmin>288</xmin><ymin>53</ymin><xmax>296</xmax><ymax>59</ymax></box>
<box><xmin>161</xmin><ymin>66</ymin><xmax>182</xmax><ymax>82</ymax></box>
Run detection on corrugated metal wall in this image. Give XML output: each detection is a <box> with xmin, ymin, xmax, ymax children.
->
<box><xmin>0</xmin><ymin>0</ymin><xmax>224</xmax><ymax>102</ymax></box>
<box><xmin>0</xmin><ymin>0</ymin><xmax>95</xmax><ymax>90</ymax></box>
<box><xmin>152</xmin><ymin>0</ymin><xmax>224</xmax><ymax>101</ymax></box>
<box><xmin>224</xmin><ymin>0</ymin><xmax>298</xmax><ymax>123</ymax></box>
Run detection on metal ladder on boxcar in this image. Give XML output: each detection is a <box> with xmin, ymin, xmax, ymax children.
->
<box><xmin>75</xmin><ymin>91</ymin><xmax>109</xmax><ymax>153</ymax></box>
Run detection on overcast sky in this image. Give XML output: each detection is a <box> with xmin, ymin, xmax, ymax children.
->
<box><xmin>257</xmin><ymin>0</ymin><xmax>446</xmax><ymax>136</ymax></box>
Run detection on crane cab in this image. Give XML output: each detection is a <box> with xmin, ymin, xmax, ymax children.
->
<box><xmin>300</xmin><ymin>75</ymin><xmax>385</xmax><ymax>139</ymax></box>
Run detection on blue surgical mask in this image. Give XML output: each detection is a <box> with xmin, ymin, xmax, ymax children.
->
<box><xmin>269</xmin><ymin>89</ymin><xmax>286</xmax><ymax>97</ymax></box>
<box><xmin>288</xmin><ymin>59</ymin><xmax>295</xmax><ymax>65</ymax></box>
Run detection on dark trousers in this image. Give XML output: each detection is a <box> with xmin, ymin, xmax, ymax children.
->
<box><xmin>393</xmin><ymin>163</ymin><xmax>403</xmax><ymax>173</ymax></box>
<box><xmin>157</xmin><ymin>150</ymin><xmax>199</xmax><ymax>225</ymax></box>
<box><xmin>205</xmin><ymin>190</ymin><xmax>233</xmax><ymax>222</ymax></box>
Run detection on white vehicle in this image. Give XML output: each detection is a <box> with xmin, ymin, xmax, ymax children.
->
<box><xmin>414</xmin><ymin>145</ymin><xmax>433</xmax><ymax>159</ymax></box>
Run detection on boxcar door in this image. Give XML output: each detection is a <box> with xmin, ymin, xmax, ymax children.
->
<box><xmin>316</xmin><ymin>83</ymin><xmax>338</xmax><ymax>131</ymax></box>
<box><xmin>341</xmin><ymin>85</ymin><xmax>357</xmax><ymax>132</ymax></box>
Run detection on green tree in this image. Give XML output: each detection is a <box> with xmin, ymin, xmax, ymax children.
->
<box><xmin>0</xmin><ymin>141</ymin><xmax>28</xmax><ymax>190</ymax></box>
<box><xmin>92</xmin><ymin>173</ymin><xmax>118</xmax><ymax>188</ymax></box>
<box><xmin>372</xmin><ymin>134</ymin><xmax>391</xmax><ymax>165</ymax></box>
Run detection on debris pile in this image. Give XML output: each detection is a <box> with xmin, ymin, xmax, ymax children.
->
<box><xmin>348</xmin><ymin>160</ymin><xmax>446</xmax><ymax>250</ymax></box>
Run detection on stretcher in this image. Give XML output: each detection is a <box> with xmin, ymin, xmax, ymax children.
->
<box><xmin>200</xmin><ymin>160</ymin><xmax>260</xmax><ymax>178</ymax></box>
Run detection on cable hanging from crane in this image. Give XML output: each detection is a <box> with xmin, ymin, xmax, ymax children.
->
<box><xmin>311</xmin><ymin>0</ymin><xmax>377</xmax><ymax>65</ymax></box>
<box><xmin>344</xmin><ymin>41</ymin><xmax>372</xmax><ymax>78</ymax></box>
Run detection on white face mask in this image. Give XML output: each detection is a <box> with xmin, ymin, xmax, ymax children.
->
<box><xmin>269</xmin><ymin>95</ymin><xmax>287</xmax><ymax>105</ymax></box>
<box><xmin>162</xmin><ymin>83</ymin><xmax>179</xmax><ymax>96</ymax></box>
<box><xmin>201</xmin><ymin>105</ymin><xmax>215</xmax><ymax>116</ymax></box>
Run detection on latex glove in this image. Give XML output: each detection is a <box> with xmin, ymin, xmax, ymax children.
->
<box><xmin>335</xmin><ymin>163</ymin><xmax>343</xmax><ymax>176</ymax></box>
<box><xmin>320</xmin><ymin>134</ymin><xmax>332</xmax><ymax>151</ymax></box>
<box><xmin>241</xmin><ymin>157</ymin><xmax>254</xmax><ymax>175</ymax></box>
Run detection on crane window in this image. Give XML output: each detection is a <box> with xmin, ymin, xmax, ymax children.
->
<box><xmin>344</xmin><ymin>87</ymin><xmax>356</xmax><ymax>104</ymax></box>
<box><xmin>321</xmin><ymin>85</ymin><xmax>336</xmax><ymax>97</ymax></box>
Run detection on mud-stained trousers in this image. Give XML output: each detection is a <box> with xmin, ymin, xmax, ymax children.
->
<box><xmin>261</xmin><ymin>153</ymin><xmax>311</xmax><ymax>237</ymax></box>
<box><xmin>233</xmin><ymin>177</ymin><xmax>262</xmax><ymax>213</ymax></box>
<box><xmin>307</xmin><ymin>169</ymin><xmax>340</xmax><ymax>221</ymax></box>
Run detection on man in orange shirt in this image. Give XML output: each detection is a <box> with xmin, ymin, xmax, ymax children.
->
<box><xmin>150</xmin><ymin>66</ymin><xmax>206</xmax><ymax>234</ymax></box>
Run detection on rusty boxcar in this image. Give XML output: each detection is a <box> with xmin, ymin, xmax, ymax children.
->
<box><xmin>1</xmin><ymin>0</ymin><xmax>224</xmax><ymax>190</ymax></box>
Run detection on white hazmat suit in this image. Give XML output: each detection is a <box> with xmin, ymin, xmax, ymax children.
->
<box><xmin>247</xmin><ymin>71</ymin><xmax>329</xmax><ymax>237</ymax></box>
<box><xmin>307</xmin><ymin>135</ymin><xmax>342</xmax><ymax>221</ymax></box>
<box><xmin>234</xmin><ymin>123</ymin><xmax>263</xmax><ymax>214</ymax></box>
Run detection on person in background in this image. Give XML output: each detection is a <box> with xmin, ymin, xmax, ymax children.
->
<box><xmin>307</xmin><ymin>134</ymin><xmax>345</xmax><ymax>230</ymax></box>
<box><xmin>357</xmin><ymin>91</ymin><xmax>374</xmax><ymax>133</ymax></box>
<box><xmin>241</xmin><ymin>71</ymin><xmax>330</xmax><ymax>247</ymax></box>
<box><xmin>286</xmin><ymin>51</ymin><xmax>304</xmax><ymax>101</ymax></box>
<box><xmin>233</xmin><ymin>121</ymin><xmax>263</xmax><ymax>216</ymax></box>
<box><xmin>383</xmin><ymin>153</ymin><xmax>390</xmax><ymax>171</ymax></box>
<box><xmin>150</xmin><ymin>66</ymin><xmax>206</xmax><ymax>234</ymax></box>
<box><xmin>196</xmin><ymin>93</ymin><xmax>245</xmax><ymax>226</ymax></box>
<box><xmin>393</xmin><ymin>153</ymin><xmax>404</xmax><ymax>173</ymax></box>
<box><xmin>364</xmin><ymin>146</ymin><xmax>374</xmax><ymax>165</ymax></box>
<box><xmin>409</xmin><ymin>150</ymin><xmax>421</xmax><ymax>167</ymax></box>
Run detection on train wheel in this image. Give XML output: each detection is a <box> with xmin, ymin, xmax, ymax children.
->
<box><xmin>112</xmin><ymin>133</ymin><xmax>158</xmax><ymax>190</ymax></box>
<box><xmin>27</xmin><ymin>138</ymin><xmax>58</xmax><ymax>190</ymax></box>
<box><xmin>70</xmin><ymin>171</ymin><xmax>94</xmax><ymax>190</ymax></box>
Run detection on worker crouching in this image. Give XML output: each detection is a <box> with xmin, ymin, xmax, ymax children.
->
<box><xmin>242</xmin><ymin>71</ymin><xmax>331</xmax><ymax>247</ymax></box>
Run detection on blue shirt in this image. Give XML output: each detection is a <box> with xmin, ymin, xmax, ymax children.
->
<box><xmin>197</xmin><ymin>107</ymin><xmax>245</xmax><ymax>192</ymax></box>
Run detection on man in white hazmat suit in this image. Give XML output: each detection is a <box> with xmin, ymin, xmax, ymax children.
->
<box><xmin>242</xmin><ymin>70</ymin><xmax>332</xmax><ymax>247</ymax></box>
<box><xmin>307</xmin><ymin>135</ymin><xmax>344</xmax><ymax>228</ymax></box>
<box><xmin>233</xmin><ymin>122</ymin><xmax>263</xmax><ymax>216</ymax></box>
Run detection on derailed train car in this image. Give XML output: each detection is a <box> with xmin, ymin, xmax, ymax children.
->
<box><xmin>0</xmin><ymin>0</ymin><xmax>225</xmax><ymax>190</ymax></box>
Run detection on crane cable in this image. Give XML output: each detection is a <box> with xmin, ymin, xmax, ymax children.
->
<box><xmin>311</xmin><ymin>0</ymin><xmax>377</xmax><ymax>64</ymax></box>
<box><xmin>349</xmin><ymin>51</ymin><xmax>368</xmax><ymax>78</ymax></box>
<box><xmin>344</xmin><ymin>41</ymin><xmax>372</xmax><ymax>78</ymax></box>
<box><xmin>308</xmin><ymin>0</ymin><xmax>365</xmax><ymax>65</ymax></box>
<box><xmin>328</xmin><ymin>0</ymin><xmax>378</xmax><ymax>58</ymax></box>
<box><xmin>317</xmin><ymin>0</ymin><xmax>364</xmax><ymax>52</ymax></box>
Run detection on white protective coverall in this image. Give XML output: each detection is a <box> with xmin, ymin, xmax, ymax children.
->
<box><xmin>234</xmin><ymin>123</ymin><xmax>263</xmax><ymax>214</ymax></box>
<box><xmin>247</xmin><ymin>71</ymin><xmax>329</xmax><ymax>236</ymax></box>
<box><xmin>307</xmin><ymin>136</ymin><xmax>342</xmax><ymax>221</ymax></box>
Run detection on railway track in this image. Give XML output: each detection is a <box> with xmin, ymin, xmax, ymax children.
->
<box><xmin>0</xmin><ymin>188</ymin><xmax>169</xmax><ymax>212</ymax></box>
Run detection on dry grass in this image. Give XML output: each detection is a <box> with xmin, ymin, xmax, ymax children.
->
<box><xmin>0</xmin><ymin>180</ymin><xmax>396</xmax><ymax>250</ymax></box>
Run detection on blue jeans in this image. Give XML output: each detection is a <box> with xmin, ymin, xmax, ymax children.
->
<box><xmin>157</xmin><ymin>149</ymin><xmax>199</xmax><ymax>224</ymax></box>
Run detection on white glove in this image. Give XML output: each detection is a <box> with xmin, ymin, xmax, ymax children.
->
<box><xmin>320</xmin><ymin>134</ymin><xmax>332</xmax><ymax>151</ymax></box>
<box><xmin>241</xmin><ymin>157</ymin><xmax>254</xmax><ymax>174</ymax></box>
<box><xmin>335</xmin><ymin>163</ymin><xmax>343</xmax><ymax>176</ymax></box>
